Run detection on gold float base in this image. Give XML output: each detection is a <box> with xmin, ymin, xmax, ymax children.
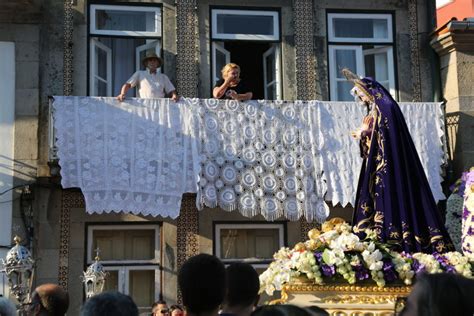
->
<box><xmin>271</xmin><ymin>278</ymin><xmax>411</xmax><ymax>316</ymax></box>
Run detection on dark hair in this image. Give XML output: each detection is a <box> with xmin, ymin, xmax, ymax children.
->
<box><xmin>224</xmin><ymin>262</ymin><xmax>260</xmax><ymax>308</ymax></box>
<box><xmin>152</xmin><ymin>300</ymin><xmax>168</xmax><ymax>309</ymax></box>
<box><xmin>81</xmin><ymin>291</ymin><xmax>138</xmax><ymax>316</ymax></box>
<box><xmin>169</xmin><ymin>304</ymin><xmax>183</xmax><ymax>312</ymax></box>
<box><xmin>251</xmin><ymin>305</ymin><xmax>315</xmax><ymax>316</ymax></box>
<box><xmin>34</xmin><ymin>283</ymin><xmax>69</xmax><ymax>316</ymax></box>
<box><xmin>400</xmin><ymin>273</ymin><xmax>474</xmax><ymax>316</ymax></box>
<box><xmin>178</xmin><ymin>254</ymin><xmax>226</xmax><ymax>313</ymax></box>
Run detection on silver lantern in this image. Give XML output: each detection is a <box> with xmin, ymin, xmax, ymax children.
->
<box><xmin>82</xmin><ymin>249</ymin><xmax>107</xmax><ymax>298</ymax></box>
<box><xmin>0</xmin><ymin>236</ymin><xmax>35</xmax><ymax>306</ymax></box>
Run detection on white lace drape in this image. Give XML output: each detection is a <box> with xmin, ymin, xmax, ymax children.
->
<box><xmin>188</xmin><ymin>99</ymin><xmax>328</xmax><ymax>222</ymax></box>
<box><xmin>53</xmin><ymin>97</ymin><xmax>197</xmax><ymax>218</ymax></box>
<box><xmin>399</xmin><ymin>102</ymin><xmax>446</xmax><ymax>202</ymax></box>
<box><xmin>314</xmin><ymin>101</ymin><xmax>446</xmax><ymax>208</ymax></box>
<box><xmin>53</xmin><ymin>97</ymin><xmax>446</xmax><ymax>221</ymax></box>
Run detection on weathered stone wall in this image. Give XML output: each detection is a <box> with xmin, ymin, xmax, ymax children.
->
<box><xmin>432</xmin><ymin>29</ymin><xmax>474</xmax><ymax>177</ymax></box>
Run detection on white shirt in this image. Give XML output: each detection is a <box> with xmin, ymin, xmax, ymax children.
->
<box><xmin>126</xmin><ymin>69</ymin><xmax>176</xmax><ymax>98</ymax></box>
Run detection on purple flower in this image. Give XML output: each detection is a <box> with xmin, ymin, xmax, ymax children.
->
<box><xmin>433</xmin><ymin>252</ymin><xmax>456</xmax><ymax>273</ymax></box>
<box><xmin>353</xmin><ymin>264</ymin><xmax>369</xmax><ymax>281</ymax></box>
<box><xmin>412</xmin><ymin>259</ymin><xmax>425</xmax><ymax>274</ymax></box>
<box><xmin>463</xmin><ymin>207</ymin><xmax>470</xmax><ymax>221</ymax></box>
<box><xmin>382</xmin><ymin>259</ymin><xmax>398</xmax><ymax>282</ymax></box>
<box><xmin>314</xmin><ymin>252</ymin><xmax>323</xmax><ymax>264</ymax></box>
<box><xmin>321</xmin><ymin>264</ymin><xmax>336</xmax><ymax>277</ymax></box>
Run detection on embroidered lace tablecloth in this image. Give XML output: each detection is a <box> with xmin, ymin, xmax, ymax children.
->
<box><xmin>188</xmin><ymin>99</ymin><xmax>328</xmax><ymax>222</ymax></box>
<box><xmin>53</xmin><ymin>97</ymin><xmax>446</xmax><ymax>221</ymax></box>
<box><xmin>53</xmin><ymin>97</ymin><xmax>197</xmax><ymax>218</ymax></box>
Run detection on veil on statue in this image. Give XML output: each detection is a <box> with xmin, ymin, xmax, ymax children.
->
<box><xmin>342</xmin><ymin>68</ymin><xmax>454</xmax><ymax>254</ymax></box>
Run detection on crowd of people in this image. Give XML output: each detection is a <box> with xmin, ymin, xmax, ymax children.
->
<box><xmin>1</xmin><ymin>253</ymin><xmax>473</xmax><ymax>316</ymax></box>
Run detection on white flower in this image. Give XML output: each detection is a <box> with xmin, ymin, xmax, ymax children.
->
<box><xmin>362</xmin><ymin>244</ymin><xmax>383</xmax><ymax>271</ymax></box>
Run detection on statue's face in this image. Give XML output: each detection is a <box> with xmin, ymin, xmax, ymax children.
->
<box><xmin>351</xmin><ymin>87</ymin><xmax>372</xmax><ymax>106</ymax></box>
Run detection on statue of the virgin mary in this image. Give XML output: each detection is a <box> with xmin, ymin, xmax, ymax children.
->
<box><xmin>343</xmin><ymin>69</ymin><xmax>454</xmax><ymax>253</ymax></box>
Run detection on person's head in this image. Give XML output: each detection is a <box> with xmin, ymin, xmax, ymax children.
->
<box><xmin>81</xmin><ymin>291</ymin><xmax>138</xmax><ymax>316</ymax></box>
<box><xmin>169</xmin><ymin>305</ymin><xmax>184</xmax><ymax>316</ymax></box>
<box><xmin>152</xmin><ymin>300</ymin><xmax>169</xmax><ymax>316</ymax></box>
<box><xmin>221</xmin><ymin>63</ymin><xmax>241</xmax><ymax>81</ymax></box>
<box><xmin>0</xmin><ymin>296</ymin><xmax>16</xmax><ymax>316</ymax></box>
<box><xmin>223</xmin><ymin>262</ymin><xmax>259</xmax><ymax>311</ymax></box>
<box><xmin>178</xmin><ymin>254</ymin><xmax>226</xmax><ymax>315</ymax></box>
<box><xmin>399</xmin><ymin>273</ymin><xmax>474</xmax><ymax>316</ymax></box>
<box><xmin>142</xmin><ymin>52</ymin><xmax>163</xmax><ymax>71</ymax></box>
<box><xmin>251</xmin><ymin>305</ymin><xmax>315</xmax><ymax>316</ymax></box>
<box><xmin>27</xmin><ymin>283</ymin><xmax>69</xmax><ymax>316</ymax></box>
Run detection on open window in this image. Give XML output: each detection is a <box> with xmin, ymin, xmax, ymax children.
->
<box><xmin>210</xmin><ymin>8</ymin><xmax>282</xmax><ymax>100</ymax></box>
<box><xmin>88</xmin><ymin>4</ymin><xmax>162</xmax><ymax>97</ymax></box>
<box><xmin>327</xmin><ymin>13</ymin><xmax>396</xmax><ymax>101</ymax></box>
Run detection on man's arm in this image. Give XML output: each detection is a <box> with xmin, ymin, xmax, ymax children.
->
<box><xmin>169</xmin><ymin>90</ymin><xmax>179</xmax><ymax>102</ymax></box>
<box><xmin>116</xmin><ymin>83</ymin><xmax>132</xmax><ymax>101</ymax></box>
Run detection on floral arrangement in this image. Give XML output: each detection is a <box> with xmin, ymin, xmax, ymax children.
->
<box><xmin>462</xmin><ymin>168</ymin><xmax>474</xmax><ymax>260</ymax></box>
<box><xmin>446</xmin><ymin>170</ymin><xmax>473</xmax><ymax>251</ymax></box>
<box><xmin>259</xmin><ymin>218</ymin><xmax>474</xmax><ymax>296</ymax></box>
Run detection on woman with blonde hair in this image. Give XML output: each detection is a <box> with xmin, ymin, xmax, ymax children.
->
<box><xmin>213</xmin><ymin>63</ymin><xmax>253</xmax><ymax>101</ymax></box>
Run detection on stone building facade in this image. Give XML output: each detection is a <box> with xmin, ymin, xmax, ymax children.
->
<box><xmin>0</xmin><ymin>0</ymin><xmax>444</xmax><ymax>314</ymax></box>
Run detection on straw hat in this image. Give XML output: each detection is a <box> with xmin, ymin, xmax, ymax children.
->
<box><xmin>142</xmin><ymin>51</ymin><xmax>163</xmax><ymax>67</ymax></box>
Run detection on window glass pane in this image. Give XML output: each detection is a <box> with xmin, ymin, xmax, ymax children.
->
<box><xmin>129</xmin><ymin>270</ymin><xmax>154</xmax><ymax>308</ymax></box>
<box><xmin>92</xmin><ymin>229</ymin><xmax>155</xmax><ymax>261</ymax></box>
<box><xmin>333</xmin><ymin>18</ymin><xmax>388</xmax><ymax>40</ymax></box>
<box><xmin>95</xmin><ymin>9</ymin><xmax>157</xmax><ymax>33</ymax></box>
<box><xmin>217</xmin><ymin>14</ymin><xmax>274</xmax><ymax>35</ymax></box>
<box><xmin>215</xmin><ymin>49</ymin><xmax>227</xmax><ymax>81</ymax></box>
<box><xmin>335</xmin><ymin>50</ymin><xmax>356</xmax><ymax>79</ymax></box>
<box><xmin>96</xmin><ymin>46</ymin><xmax>108</xmax><ymax>79</ymax></box>
<box><xmin>365</xmin><ymin>51</ymin><xmax>388</xmax><ymax>82</ymax></box>
<box><xmin>266</xmin><ymin>85</ymin><xmax>276</xmax><ymax>101</ymax></box>
<box><xmin>265</xmin><ymin>53</ymin><xmax>275</xmax><ymax>83</ymax></box>
<box><xmin>103</xmin><ymin>270</ymin><xmax>119</xmax><ymax>292</ymax></box>
<box><xmin>94</xmin><ymin>79</ymin><xmax>108</xmax><ymax>97</ymax></box>
<box><xmin>219</xmin><ymin>228</ymin><xmax>280</xmax><ymax>259</ymax></box>
<box><xmin>337</xmin><ymin>81</ymin><xmax>354</xmax><ymax>101</ymax></box>
<box><xmin>93</xmin><ymin>37</ymin><xmax>151</xmax><ymax>97</ymax></box>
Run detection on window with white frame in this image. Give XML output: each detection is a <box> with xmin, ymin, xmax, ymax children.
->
<box><xmin>210</xmin><ymin>8</ymin><xmax>282</xmax><ymax>100</ymax></box>
<box><xmin>214</xmin><ymin>223</ymin><xmax>285</xmax><ymax>272</ymax></box>
<box><xmin>327</xmin><ymin>13</ymin><xmax>396</xmax><ymax>101</ymax></box>
<box><xmin>87</xmin><ymin>225</ymin><xmax>160</xmax><ymax>313</ymax></box>
<box><xmin>89</xmin><ymin>4</ymin><xmax>162</xmax><ymax>97</ymax></box>
<box><xmin>212</xmin><ymin>9</ymin><xmax>279</xmax><ymax>41</ymax></box>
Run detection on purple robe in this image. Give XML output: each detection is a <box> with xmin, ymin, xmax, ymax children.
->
<box><xmin>352</xmin><ymin>78</ymin><xmax>454</xmax><ymax>253</ymax></box>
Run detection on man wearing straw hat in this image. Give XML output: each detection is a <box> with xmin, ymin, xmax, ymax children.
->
<box><xmin>116</xmin><ymin>51</ymin><xmax>179</xmax><ymax>102</ymax></box>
